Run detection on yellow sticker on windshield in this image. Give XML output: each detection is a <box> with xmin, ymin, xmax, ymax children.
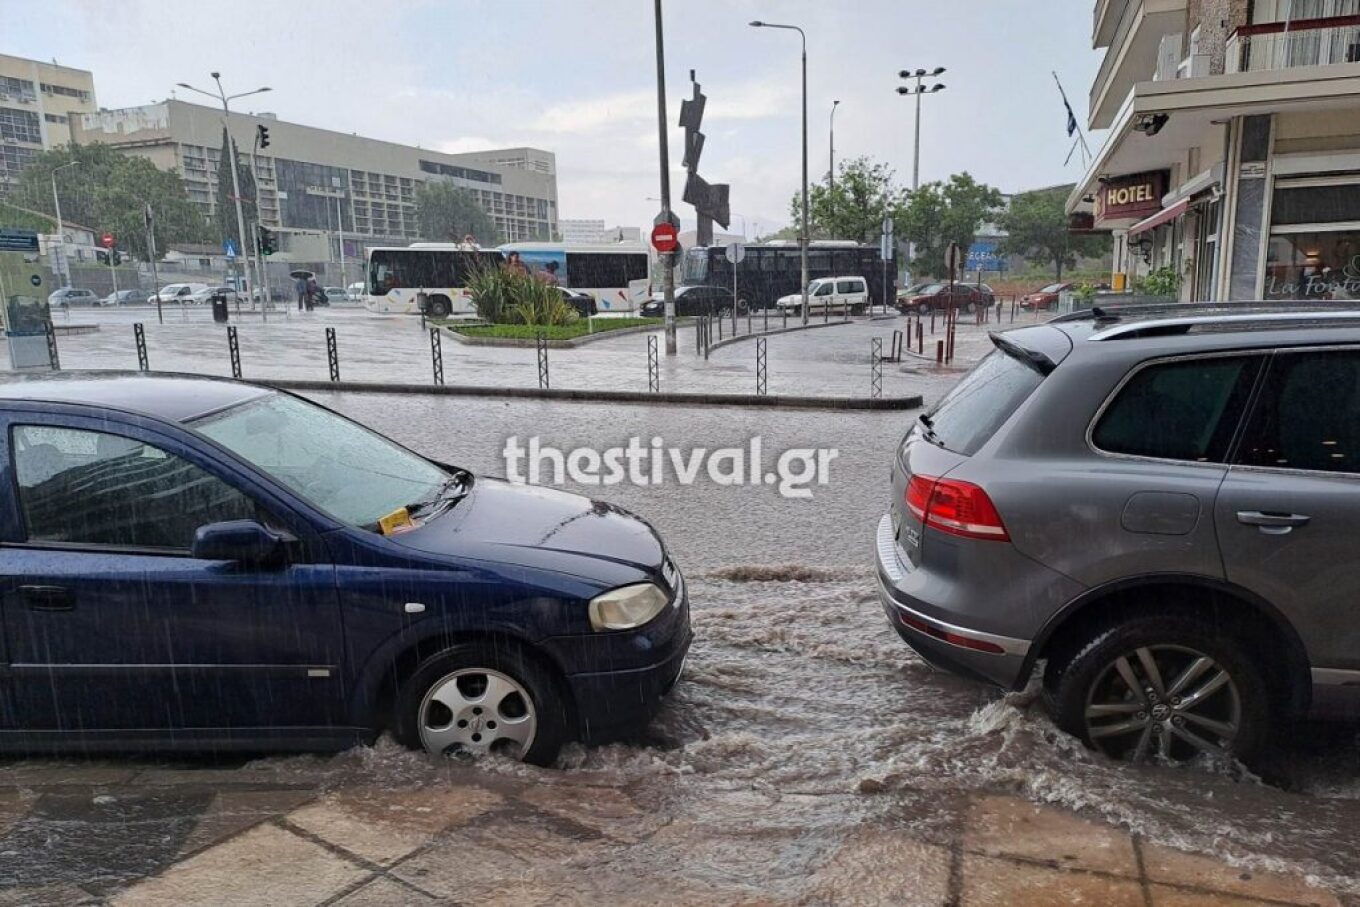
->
<box><xmin>379</xmin><ymin>507</ymin><xmax>418</xmax><ymax>536</ymax></box>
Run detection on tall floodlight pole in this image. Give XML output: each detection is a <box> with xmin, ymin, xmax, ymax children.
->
<box><xmin>751</xmin><ymin>20</ymin><xmax>809</xmax><ymax>324</ymax></box>
<box><xmin>654</xmin><ymin>0</ymin><xmax>678</xmax><ymax>355</ymax></box>
<box><xmin>829</xmin><ymin>100</ymin><xmax>840</xmax><ymax>235</ymax></box>
<box><xmin>177</xmin><ymin>74</ymin><xmax>271</xmax><ymax>310</ymax></box>
<box><xmin>897</xmin><ymin>68</ymin><xmax>946</xmax><ymax>271</ymax></box>
<box><xmin>50</xmin><ymin>160</ymin><xmax>80</xmax><ymax>288</ymax></box>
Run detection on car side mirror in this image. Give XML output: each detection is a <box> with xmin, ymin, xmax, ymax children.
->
<box><xmin>192</xmin><ymin>520</ymin><xmax>288</xmax><ymax>565</ymax></box>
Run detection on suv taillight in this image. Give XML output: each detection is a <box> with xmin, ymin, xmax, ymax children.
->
<box><xmin>905</xmin><ymin>474</ymin><xmax>1009</xmax><ymax>541</ymax></box>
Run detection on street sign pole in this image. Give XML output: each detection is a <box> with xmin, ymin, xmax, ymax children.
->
<box><xmin>653</xmin><ymin>0</ymin><xmax>678</xmax><ymax>356</ymax></box>
<box><xmin>725</xmin><ymin>242</ymin><xmax>745</xmax><ymax>333</ymax></box>
<box><xmin>146</xmin><ymin>204</ymin><xmax>163</xmax><ymax>325</ymax></box>
<box><xmin>102</xmin><ymin>233</ymin><xmax>118</xmax><ymax>296</ymax></box>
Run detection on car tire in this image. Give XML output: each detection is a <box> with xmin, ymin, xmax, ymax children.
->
<box><xmin>394</xmin><ymin>643</ymin><xmax>569</xmax><ymax>766</ymax></box>
<box><xmin>426</xmin><ymin>296</ymin><xmax>452</xmax><ymax>318</ymax></box>
<box><xmin>1044</xmin><ymin>613</ymin><xmax>1269</xmax><ymax>767</ymax></box>
<box><xmin>917</xmin><ymin>302</ymin><xmax>930</xmax><ymax>315</ymax></box>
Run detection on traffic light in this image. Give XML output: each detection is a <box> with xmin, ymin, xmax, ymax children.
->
<box><xmin>257</xmin><ymin>225</ymin><xmax>276</xmax><ymax>257</ymax></box>
<box><xmin>256</xmin><ymin>124</ymin><xmax>270</xmax><ymax>149</ymax></box>
<box><xmin>112</xmin><ymin>248</ymin><xmax>122</xmax><ymax>265</ymax></box>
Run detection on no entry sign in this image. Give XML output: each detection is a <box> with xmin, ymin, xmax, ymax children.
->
<box><xmin>651</xmin><ymin>222</ymin><xmax>679</xmax><ymax>254</ymax></box>
<box><xmin>101</xmin><ymin>232</ymin><xmax>115</xmax><ymax>249</ymax></box>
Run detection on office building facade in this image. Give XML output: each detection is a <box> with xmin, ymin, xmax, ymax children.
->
<box><xmin>0</xmin><ymin>53</ymin><xmax>97</xmax><ymax>194</ymax></box>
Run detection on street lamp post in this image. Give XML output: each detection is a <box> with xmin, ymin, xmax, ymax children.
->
<box><xmin>176</xmin><ymin>74</ymin><xmax>271</xmax><ymax>312</ymax></box>
<box><xmin>897</xmin><ymin>68</ymin><xmax>945</xmax><ymax>271</ymax></box>
<box><xmin>50</xmin><ymin>160</ymin><xmax>80</xmax><ymax>288</ymax></box>
<box><xmin>751</xmin><ymin>20</ymin><xmax>810</xmax><ymax>325</ymax></box>
<box><xmin>829</xmin><ymin>99</ymin><xmax>840</xmax><ymax>235</ymax></box>
<box><xmin>896</xmin><ymin>67</ymin><xmax>946</xmax><ymax>193</ymax></box>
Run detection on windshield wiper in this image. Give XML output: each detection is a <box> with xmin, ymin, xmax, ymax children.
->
<box><xmin>406</xmin><ymin>472</ymin><xmax>472</xmax><ymax>517</ymax></box>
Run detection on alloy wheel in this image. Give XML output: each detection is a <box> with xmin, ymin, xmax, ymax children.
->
<box><xmin>418</xmin><ymin>668</ymin><xmax>537</xmax><ymax>758</ymax></box>
<box><xmin>1083</xmin><ymin>645</ymin><xmax>1242</xmax><ymax>763</ymax></box>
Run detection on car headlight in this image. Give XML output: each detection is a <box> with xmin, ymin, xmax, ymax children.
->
<box><xmin>588</xmin><ymin>583</ymin><xmax>669</xmax><ymax>631</ymax></box>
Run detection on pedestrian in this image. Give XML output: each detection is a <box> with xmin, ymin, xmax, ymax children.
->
<box><xmin>295</xmin><ymin>275</ymin><xmax>307</xmax><ymax>311</ymax></box>
<box><xmin>305</xmin><ymin>275</ymin><xmax>320</xmax><ymax>311</ymax></box>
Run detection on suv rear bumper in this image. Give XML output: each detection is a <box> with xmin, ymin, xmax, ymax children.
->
<box><xmin>875</xmin><ymin>514</ymin><xmax>1031</xmax><ymax>689</ymax></box>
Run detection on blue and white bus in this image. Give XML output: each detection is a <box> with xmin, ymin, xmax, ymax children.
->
<box><xmin>499</xmin><ymin>242</ymin><xmax>651</xmax><ymax>314</ymax></box>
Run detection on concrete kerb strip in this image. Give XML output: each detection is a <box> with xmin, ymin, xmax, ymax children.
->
<box><xmin>266</xmin><ymin>379</ymin><xmax>923</xmax><ymax>411</ymax></box>
<box><xmin>705</xmin><ymin>311</ymin><xmax>901</xmax><ymax>356</ymax></box>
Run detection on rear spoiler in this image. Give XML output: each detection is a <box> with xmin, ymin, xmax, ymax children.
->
<box><xmin>989</xmin><ymin>332</ymin><xmax>1056</xmax><ymax>376</ymax></box>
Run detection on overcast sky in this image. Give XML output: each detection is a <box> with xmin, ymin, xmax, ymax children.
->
<box><xmin>7</xmin><ymin>0</ymin><xmax>1104</xmax><ymax>235</ymax></box>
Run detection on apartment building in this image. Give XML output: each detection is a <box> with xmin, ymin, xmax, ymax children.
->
<box><xmin>73</xmin><ymin>100</ymin><xmax>558</xmax><ymax>251</ymax></box>
<box><xmin>0</xmin><ymin>53</ymin><xmax>97</xmax><ymax>194</ymax></box>
<box><xmin>1068</xmin><ymin>0</ymin><xmax>1360</xmax><ymax>302</ymax></box>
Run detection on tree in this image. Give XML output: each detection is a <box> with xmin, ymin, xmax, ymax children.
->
<box><xmin>790</xmin><ymin>156</ymin><xmax>910</xmax><ymax>243</ymax></box>
<box><xmin>215</xmin><ymin>128</ymin><xmax>257</xmax><ymax>252</ymax></box>
<box><xmin>998</xmin><ymin>185</ymin><xmax>1110</xmax><ymax>281</ymax></box>
<box><xmin>10</xmin><ymin>142</ymin><xmax>212</xmax><ymax>260</ymax></box>
<box><xmin>415</xmin><ymin>181</ymin><xmax>499</xmax><ymax>245</ymax></box>
<box><xmin>898</xmin><ymin>173</ymin><xmax>1003</xmax><ymax>278</ymax></box>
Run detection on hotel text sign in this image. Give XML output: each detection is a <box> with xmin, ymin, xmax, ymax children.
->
<box><xmin>1095</xmin><ymin>170</ymin><xmax>1169</xmax><ymax>226</ymax></box>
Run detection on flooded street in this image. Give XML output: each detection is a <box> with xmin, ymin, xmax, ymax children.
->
<box><xmin>1</xmin><ymin>393</ymin><xmax>1357</xmax><ymax>904</ymax></box>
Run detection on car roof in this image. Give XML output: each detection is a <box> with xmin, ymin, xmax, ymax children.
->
<box><xmin>0</xmin><ymin>372</ymin><xmax>272</xmax><ymax>424</ymax></box>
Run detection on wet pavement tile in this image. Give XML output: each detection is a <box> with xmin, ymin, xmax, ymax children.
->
<box><xmin>0</xmin><ymin>788</ymin><xmax>211</xmax><ymax>892</ymax></box>
<box><xmin>331</xmin><ymin>875</ymin><xmax>440</xmax><ymax>905</ymax></box>
<box><xmin>0</xmin><ymin>882</ymin><xmax>99</xmax><ymax>906</ymax></box>
<box><xmin>109</xmin><ymin>821</ymin><xmax>370</xmax><ymax>906</ymax></box>
<box><xmin>961</xmin><ymin>794</ymin><xmax>1139</xmax><ymax>878</ymax></box>
<box><xmin>801</xmin><ymin>828</ymin><xmax>951</xmax><ymax>906</ymax></box>
<box><xmin>959</xmin><ymin>853</ymin><xmax>1146</xmax><ymax>906</ymax></box>
<box><xmin>389</xmin><ymin>834</ymin><xmax>534</xmax><ymax>900</ymax></box>
<box><xmin>175</xmin><ymin>788</ymin><xmax>319</xmax><ymax>859</ymax></box>
<box><xmin>284</xmin><ymin>784</ymin><xmax>502</xmax><ymax>865</ymax></box>
<box><xmin>1141</xmin><ymin>843</ymin><xmax>1341</xmax><ymax>906</ymax></box>
<box><xmin>1148</xmin><ymin>885</ymin><xmax>1284</xmax><ymax>906</ymax></box>
<box><xmin>0</xmin><ymin>761</ymin><xmax>140</xmax><ymax>788</ymax></box>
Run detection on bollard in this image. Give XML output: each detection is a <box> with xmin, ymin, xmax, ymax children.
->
<box><xmin>134</xmin><ymin>323</ymin><xmax>149</xmax><ymax>371</ymax></box>
<box><xmin>871</xmin><ymin>338</ymin><xmax>883</xmax><ymax>399</ymax></box>
<box><xmin>717</xmin><ymin>314</ymin><xmax>724</xmax><ymax>341</ymax></box>
<box><xmin>430</xmin><ymin>327</ymin><xmax>444</xmax><ymax>386</ymax></box>
<box><xmin>695</xmin><ymin>317</ymin><xmax>703</xmax><ymax>355</ymax></box>
<box><xmin>45</xmin><ymin>322</ymin><xmax>60</xmax><ymax>370</ymax></box>
<box><xmin>648</xmin><ymin>335</ymin><xmax>660</xmax><ymax>392</ymax></box>
<box><xmin>782</xmin><ymin>307</ymin><xmax>788</xmax><ymax>330</ymax></box>
<box><xmin>917</xmin><ymin>321</ymin><xmax>924</xmax><ymax>355</ymax></box>
<box><xmin>536</xmin><ymin>333</ymin><xmax>550</xmax><ymax>389</ymax></box>
<box><xmin>892</xmin><ymin>329</ymin><xmax>903</xmax><ymax>363</ymax></box>
<box><xmin>764</xmin><ymin>306</ymin><xmax>769</xmax><ymax>332</ymax></box>
<box><xmin>747</xmin><ymin>307</ymin><xmax>752</xmax><ymax>335</ymax></box>
<box><xmin>326</xmin><ymin>327</ymin><xmax>340</xmax><ymax>382</ymax></box>
<box><xmin>756</xmin><ymin>337</ymin><xmax>768</xmax><ymax>396</ymax></box>
<box><xmin>936</xmin><ymin>339</ymin><xmax>944</xmax><ymax>365</ymax></box>
<box><xmin>228</xmin><ymin>326</ymin><xmax>242</xmax><ymax>379</ymax></box>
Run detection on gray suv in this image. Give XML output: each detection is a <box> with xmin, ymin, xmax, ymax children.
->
<box><xmin>877</xmin><ymin>304</ymin><xmax>1360</xmax><ymax>766</ymax></box>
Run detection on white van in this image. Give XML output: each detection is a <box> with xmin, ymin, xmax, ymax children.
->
<box><xmin>775</xmin><ymin>276</ymin><xmax>870</xmax><ymax>316</ymax></box>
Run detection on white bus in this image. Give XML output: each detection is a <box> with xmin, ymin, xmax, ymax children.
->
<box><xmin>498</xmin><ymin>242</ymin><xmax>652</xmax><ymax>314</ymax></box>
<box><xmin>364</xmin><ymin>244</ymin><xmax>506</xmax><ymax>317</ymax></box>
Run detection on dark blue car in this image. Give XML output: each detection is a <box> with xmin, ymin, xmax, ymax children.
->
<box><xmin>0</xmin><ymin>373</ymin><xmax>691</xmax><ymax>765</ymax></box>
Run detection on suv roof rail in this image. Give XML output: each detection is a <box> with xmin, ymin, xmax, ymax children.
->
<box><xmin>1089</xmin><ymin>308</ymin><xmax>1360</xmax><ymax>341</ymax></box>
<box><xmin>1049</xmin><ymin>301</ymin><xmax>1360</xmax><ymax>325</ymax></box>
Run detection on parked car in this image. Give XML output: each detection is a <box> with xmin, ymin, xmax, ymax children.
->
<box><xmin>189</xmin><ymin>286</ymin><xmax>240</xmax><ymax>306</ymax></box>
<box><xmin>898</xmin><ymin>283</ymin><xmax>990</xmax><ymax>315</ymax></box>
<box><xmin>149</xmin><ymin>283</ymin><xmax>210</xmax><ymax>305</ymax></box>
<box><xmin>877</xmin><ymin>302</ymin><xmax>1360</xmax><ymax>768</ymax></box>
<box><xmin>101</xmin><ymin>290</ymin><xmax>145</xmax><ymax>306</ymax></box>
<box><xmin>1020</xmin><ymin>282</ymin><xmax>1075</xmax><ymax>310</ymax></box>
<box><xmin>559</xmin><ymin>287</ymin><xmax>597</xmax><ymax>317</ymax></box>
<box><xmin>640</xmin><ymin>285</ymin><xmax>738</xmax><ymax>318</ymax></box>
<box><xmin>47</xmin><ymin>288</ymin><xmax>98</xmax><ymax>307</ymax></box>
<box><xmin>0</xmin><ymin>373</ymin><xmax>690</xmax><ymax>764</ymax></box>
<box><xmin>776</xmin><ymin>277</ymin><xmax>870</xmax><ymax>316</ymax></box>
<box><xmin>324</xmin><ymin>287</ymin><xmax>351</xmax><ymax>304</ymax></box>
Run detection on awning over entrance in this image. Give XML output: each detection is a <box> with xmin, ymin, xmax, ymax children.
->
<box><xmin>1128</xmin><ymin>199</ymin><xmax>1189</xmax><ymax>237</ymax></box>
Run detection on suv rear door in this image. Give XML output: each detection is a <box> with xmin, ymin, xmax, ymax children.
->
<box><xmin>1215</xmin><ymin>347</ymin><xmax>1360</xmax><ymax>682</ymax></box>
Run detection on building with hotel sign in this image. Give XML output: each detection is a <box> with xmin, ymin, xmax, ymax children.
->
<box><xmin>73</xmin><ymin>100</ymin><xmax>558</xmax><ymax>259</ymax></box>
<box><xmin>1068</xmin><ymin>0</ymin><xmax>1360</xmax><ymax>302</ymax></box>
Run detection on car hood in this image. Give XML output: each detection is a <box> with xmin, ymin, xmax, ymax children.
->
<box><xmin>390</xmin><ymin>477</ymin><xmax>665</xmax><ymax>589</ymax></box>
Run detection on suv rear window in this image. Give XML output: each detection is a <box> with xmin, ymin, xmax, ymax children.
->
<box><xmin>923</xmin><ymin>349</ymin><xmax>1044</xmax><ymax>456</ymax></box>
<box><xmin>1093</xmin><ymin>356</ymin><xmax>1259</xmax><ymax>462</ymax></box>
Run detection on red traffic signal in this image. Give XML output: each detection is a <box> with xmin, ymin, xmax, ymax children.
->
<box><xmin>101</xmin><ymin>232</ymin><xmax>115</xmax><ymax>249</ymax></box>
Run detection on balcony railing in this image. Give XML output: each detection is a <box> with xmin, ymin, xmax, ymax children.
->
<box><xmin>1227</xmin><ymin>15</ymin><xmax>1360</xmax><ymax>73</ymax></box>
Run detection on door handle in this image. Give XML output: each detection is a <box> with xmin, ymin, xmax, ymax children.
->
<box><xmin>18</xmin><ymin>585</ymin><xmax>74</xmax><ymax>612</ymax></box>
<box><xmin>1236</xmin><ymin>511</ymin><xmax>1311</xmax><ymax>534</ymax></box>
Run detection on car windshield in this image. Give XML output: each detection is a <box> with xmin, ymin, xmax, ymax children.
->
<box><xmin>193</xmin><ymin>392</ymin><xmax>451</xmax><ymax>529</ymax></box>
<box><xmin>921</xmin><ymin>284</ymin><xmax>945</xmax><ymax>294</ymax></box>
<box><xmin>1039</xmin><ymin>283</ymin><xmax>1065</xmax><ymax>293</ymax></box>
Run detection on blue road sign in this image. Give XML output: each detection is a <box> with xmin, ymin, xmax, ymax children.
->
<box><xmin>224</xmin><ymin>239</ymin><xmax>238</xmax><ymax>259</ymax></box>
<box><xmin>967</xmin><ymin>240</ymin><xmax>1006</xmax><ymax>273</ymax></box>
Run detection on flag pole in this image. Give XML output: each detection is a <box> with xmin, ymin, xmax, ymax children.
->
<box><xmin>1053</xmin><ymin>71</ymin><xmax>1092</xmax><ymax>168</ymax></box>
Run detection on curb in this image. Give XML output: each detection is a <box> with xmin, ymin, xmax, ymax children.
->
<box><xmin>266</xmin><ymin>379</ymin><xmax>923</xmax><ymax>411</ymax></box>
<box><xmin>705</xmin><ymin>311</ymin><xmax>902</xmax><ymax>355</ymax></box>
<box><xmin>437</xmin><ymin>321</ymin><xmax>668</xmax><ymax>349</ymax></box>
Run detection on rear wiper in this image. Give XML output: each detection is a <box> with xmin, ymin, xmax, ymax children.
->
<box><xmin>917</xmin><ymin>413</ymin><xmax>940</xmax><ymax>443</ymax></box>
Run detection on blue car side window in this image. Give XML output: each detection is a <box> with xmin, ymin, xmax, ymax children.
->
<box><xmin>11</xmin><ymin>425</ymin><xmax>256</xmax><ymax>550</ymax></box>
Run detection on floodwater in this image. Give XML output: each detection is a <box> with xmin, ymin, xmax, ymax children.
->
<box><xmin>222</xmin><ymin>394</ymin><xmax>1360</xmax><ymax>896</ymax></box>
